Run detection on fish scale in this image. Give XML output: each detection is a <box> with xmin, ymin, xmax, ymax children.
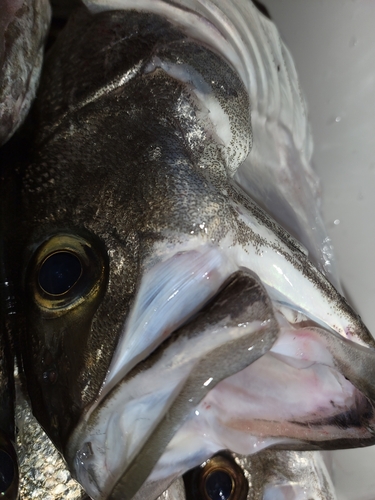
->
<box><xmin>15</xmin><ymin>388</ymin><xmax>87</xmax><ymax>500</ymax></box>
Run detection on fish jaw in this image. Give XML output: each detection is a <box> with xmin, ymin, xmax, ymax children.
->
<box><xmin>99</xmin><ymin>244</ymin><xmax>239</xmax><ymax>396</ymax></box>
<box><xmin>67</xmin><ymin>269</ymin><xmax>280</xmax><ymax>499</ymax></box>
<box><xmin>63</xmin><ymin>234</ymin><xmax>375</xmax><ymax>499</ymax></box>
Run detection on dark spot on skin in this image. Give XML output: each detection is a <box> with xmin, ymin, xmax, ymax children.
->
<box><xmin>49</xmin><ymin>370</ymin><xmax>58</xmax><ymax>384</ymax></box>
<box><xmin>42</xmin><ymin>368</ymin><xmax>58</xmax><ymax>385</ymax></box>
<box><xmin>252</xmin><ymin>0</ymin><xmax>272</xmax><ymax>20</ymax></box>
<box><xmin>291</xmin><ymin>397</ymin><xmax>374</xmax><ymax>429</ymax></box>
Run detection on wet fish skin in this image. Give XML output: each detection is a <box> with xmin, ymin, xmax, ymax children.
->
<box><xmin>15</xmin><ymin>384</ymin><xmax>88</xmax><ymax>500</ymax></box>
<box><xmin>239</xmin><ymin>450</ymin><xmax>336</xmax><ymax>500</ymax></box>
<box><xmin>11</xmin><ymin>2</ymin><xmax>375</xmax><ymax>500</ymax></box>
<box><xmin>0</xmin><ymin>0</ymin><xmax>51</xmax><ymax>146</ymax></box>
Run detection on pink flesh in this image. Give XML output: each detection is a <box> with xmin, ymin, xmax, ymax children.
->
<box><xmin>191</xmin><ymin>326</ymin><xmax>373</xmax><ymax>446</ymax></box>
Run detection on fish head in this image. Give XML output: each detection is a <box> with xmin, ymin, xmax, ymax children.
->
<box><xmin>20</xmin><ymin>0</ymin><xmax>264</xmax><ymax>461</ymax></box>
<box><xmin>14</xmin><ymin>2</ymin><xmax>375</xmax><ymax>500</ymax></box>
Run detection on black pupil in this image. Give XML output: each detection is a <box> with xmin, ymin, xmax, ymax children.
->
<box><xmin>39</xmin><ymin>251</ymin><xmax>82</xmax><ymax>295</ymax></box>
<box><xmin>205</xmin><ymin>470</ymin><xmax>233</xmax><ymax>500</ymax></box>
<box><xmin>0</xmin><ymin>450</ymin><xmax>14</xmax><ymax>492</ymax></box>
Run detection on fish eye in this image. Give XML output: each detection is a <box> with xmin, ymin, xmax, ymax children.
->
<box><xmin>0</xmin><ymin>450</ymin><xmax>15</xmax><ymax>493</ymax></box>
<box><xmin>204</xmin><ymin>469</ymin><xmax>233</xmax><ymax>500</ymax></box>
<box><xmin>0</xmin><ymin>437</ymin><xmax>19</xmax><ymax>499</ymax></box>
<box><xmin>38</xmin><ymin>251</ymin><xmax>82</xmax><ymax>296</ymax></box>
<box><xmin>183</xmin><ymin>453</ymin><xmax>248</xmax><ymax>500</ymax></box>
<box><xmin>28</xmin><ymin>233</ymin><xmax>107</xmax><ymax>313</ymax></box>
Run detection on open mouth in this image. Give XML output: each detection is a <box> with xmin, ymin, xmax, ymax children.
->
<box><xmin>68</xmin><ymin>267</ymin><xmax>279</xmax><ymax>499</ymax></box>
<box><xmin>67</xmin><ymin>263</ymin><xmax>375</xmax><ymax>500</ymax></box>
<box><xmin>146</xmin><ymin>323</ymin><xmax>375</xmax><ymax>499</ymax></box>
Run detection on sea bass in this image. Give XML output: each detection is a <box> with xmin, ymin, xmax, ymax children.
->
<box><xmin>10</xmin><ymin>1</ymin><xmax>375</xmax><ymax>499</ymax></box>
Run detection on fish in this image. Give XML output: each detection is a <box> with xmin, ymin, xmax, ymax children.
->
<box><xmin>0</xmin><ymin>1</ymin><xmax>50</xmax><ymax>497</ymax></box>
<box><xmin>0</xmin><ymin>0</ymin><xmax>51</xmax><ymax>146</ymax></box>
<box><xmin>8</xmin><ymin>0</ymin><xmax>375</xmax><ymax>499</ymax></box>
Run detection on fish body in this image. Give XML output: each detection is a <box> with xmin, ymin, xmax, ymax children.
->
<box><xmin>0</xmin><ymin>0</ymin><xmax>51</xmax><ymax>145</ymax></box>
<box><xmin>0</xmin><ymin>2</ymin><xmax>50</xmax><ymax>497</ymax></box>
<box><xmin>9</xmin><ymin>1</ymin><xmax>375</xmax><ymax>499</ymax></box>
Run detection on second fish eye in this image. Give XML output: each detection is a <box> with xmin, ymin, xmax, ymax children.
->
<box><xmin>0</xmin><ymin>440</ymin><xmax>19</xmax><ymax>500</ymax></box>
<box><xmin>38</xmin><ymin>251</ymin><xmax>82</xmax><ymax>296</ymax></box>
<box><xmin>204</xmin><ymin>469</ymin><xmax>233</xmax><ymax>500</ymax></box>
<box><xmin>183</xmin><ymin>453</ymin><xmax>248</xmax><ymax>500</ymax></box>
<box><xmin>0</xmin><ymin>450</ymin><xmax>15</xmax><ymax>493</ymax></box>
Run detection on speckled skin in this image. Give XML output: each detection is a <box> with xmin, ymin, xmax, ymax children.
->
<box><xmin>0</xmin><ymin>0</ymin><xmax>51</xmax><ymax>145</ymax></box>
<box><xmin>236</xmin><ymin>450</ymin><xmax>336</xmax><ymax>500</ymax></box>
<box><xmin>16</xmin><ymin>391</ymin><xmax>87</xmax><ymax>500</ymax></box>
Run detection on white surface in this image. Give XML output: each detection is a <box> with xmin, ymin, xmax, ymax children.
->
<box><xmin>261</xmin><ymin>2</ymin><xmax>375</xmax><ymax>499</ymax></box>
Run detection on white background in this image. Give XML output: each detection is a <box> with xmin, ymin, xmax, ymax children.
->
<box><xmin>261</xmin><ymin>2</ymin><xmax>375</xmax><ymax>498</ymax></box>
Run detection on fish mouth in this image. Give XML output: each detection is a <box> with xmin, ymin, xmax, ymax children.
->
<box><xmin>67</xmin><ymin>266</ymin><xmax>280</xmax><ymax>500</ymax></box>
<box><xmin>67</xmin><ymin>260</ymin><xmax>375</xmax><ymax>500</ymax></box>
<box><xmin>194</xmin><ymin>329</ymin><xmax>375</xmax><ymax>447</ymax></box>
